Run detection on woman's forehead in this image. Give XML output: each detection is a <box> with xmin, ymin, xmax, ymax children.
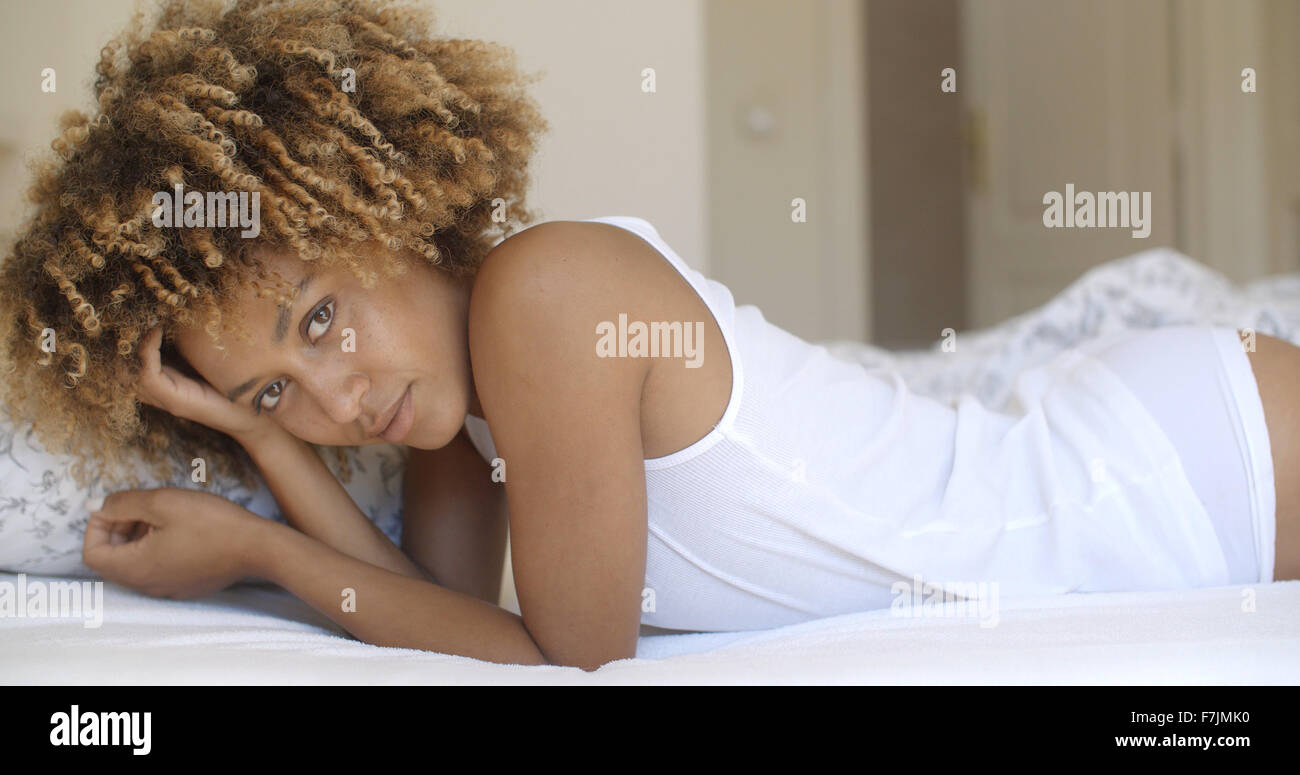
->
<box><xmin>242</xmin><ymin>239</ymin><xmax>387</xmax><ymax>287</ymax></box>
<box><xmin>243</xmin><ymin>241</ymin><xmax>319</xmax><ymax>283</ymax></box>
<box><xmin>180</xmin><ymin>258</ymin><xmax>311</xmax><ymax>355</ymax></box>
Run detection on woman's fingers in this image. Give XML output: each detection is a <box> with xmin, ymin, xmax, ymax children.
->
<box><xmin>137</xmin><ymin>332</ymin><xmax>212</xmax><ymax>415</ymax></box>
<box><xmin>106</xmin><ymin>520</ymin><xmax>149</xmax><ymax>545</ymax></box>
<box><xmin>82</xmin><ymin>512</ymin><xmax>118</xmax><ymax>554</ymax></box>
<box><xmin>132</xmin><ymin>328</ymin><xmax>256</xmax><ymax>436</ymax></box>
<box><xmin>134</xmin><ymin>328</ymin><xmax>165</xmax><ymax>409</ymax></box>
<box><xmin>138</xmin><ymin>328</ymin><xmax>163</xmax><ymax>380</ymax></box>
<box><xmin>82</xmin><ymin>513</ymin><xmax>148</xmax><ymax>577</ymax></box>
<box><xmin>108</xmin><ymin>521</ymin><xmax>130</xmax><ymax>546</ymax></box>
<box><xmin>137</xmin><ymin>330</ymin><xmax>205</xmax><ymax>413</ymax></box>
<box><xmin>128</xmin><ymin>521</ymin><xmax>151</xmax><ymax>541</ymax></box>
<box><xmin>81</xmin><ymin>491</ymin><xmax>169</xmax><ymax>580</ymax></box>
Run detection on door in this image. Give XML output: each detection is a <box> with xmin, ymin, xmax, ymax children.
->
<box><xmin>960</xmin><ymin>0</ymin><xmax>1176</xmax><ymax>328</ymax></box>
<box><xmin>706</xmin><ymin>0</ymin><xmax>870</xmax><ymax>343</ymax></box>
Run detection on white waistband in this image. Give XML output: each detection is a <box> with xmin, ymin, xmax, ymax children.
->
<box><xmin>1210</xmin><ymin>328</ymin><xmax>1277</xmax><ymax>583</ymax></box>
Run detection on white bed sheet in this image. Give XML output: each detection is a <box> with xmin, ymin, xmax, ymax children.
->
<box><xmin>2</xmin><ymin>572</ymin><xmax>1296</xmax><ymax>684</ymax></box>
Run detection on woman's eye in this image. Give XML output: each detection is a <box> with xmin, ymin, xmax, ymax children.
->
<box><xmin>307</xmin><ymin>299</ymin><xmax>334</xmax><ymax>341</ymax></box>
<box><xmin>257</xmin><ymin>379</ymin><xmax>285</xmax><ymax>413</ymax></box>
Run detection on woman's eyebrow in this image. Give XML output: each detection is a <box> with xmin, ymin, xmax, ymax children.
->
<box><xmin>273</xmin><ymin>273</ymin><xmax>316</xmax><ymax>343</ymax></box>
<box><xmin>224</xmin><ymin>272</ymin><xmax>316</xmax><ymax>403</ymax></box>
<box><xmin>225</xmin><ymin>374</ymin><xmax>261</xmax><ymax>404</ymax></box>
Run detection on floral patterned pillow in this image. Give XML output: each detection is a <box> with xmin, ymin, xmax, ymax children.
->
<box><xmin>0</xmin><ymin>420</ymin><xmax>407</xmax><ymax>578</ymax></box>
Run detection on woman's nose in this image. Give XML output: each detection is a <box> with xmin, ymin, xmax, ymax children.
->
<box><xmin>298</xmin><ymin>363</ymin><xmax>368</xmax><ymax>428</ymax></box>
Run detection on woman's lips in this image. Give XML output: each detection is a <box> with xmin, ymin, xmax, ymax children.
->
<box><xmin>379</xmin><ymin>385</ymin><xmax>414</xmax><ymax>443</ymax></box>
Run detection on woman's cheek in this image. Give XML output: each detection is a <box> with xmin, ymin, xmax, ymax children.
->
<box><xmin>276</xmin><ymin>406</ymin><xmax>351</xmax><ymax>447</ymax></box>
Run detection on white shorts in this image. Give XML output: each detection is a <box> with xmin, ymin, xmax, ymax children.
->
<box><xmin>1082</xmin><ymin>325</ymin><xmax>1277</xmax><ymax>584</ymax></box>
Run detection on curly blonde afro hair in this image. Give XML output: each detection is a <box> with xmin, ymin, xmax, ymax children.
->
<box><xmin>0</xmin><ymin>0</ymin><xmax>548</xmax><ymax>489</ymax></box>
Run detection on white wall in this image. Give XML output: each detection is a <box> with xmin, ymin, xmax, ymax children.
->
<box><xmin>0</xmin><ymin>0</ymin><xmax>139</xmax><ymax>243</ymax></box>
<box><xmin>433</xmin><ymin>0</ymin><xmax>707</xmax><ymax>271</ymax></box>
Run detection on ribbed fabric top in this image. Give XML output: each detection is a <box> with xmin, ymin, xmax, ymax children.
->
<box><xmin>463</xmin><ymin>216</ymin><xmax>1231</xmax><ymax>632</ymax></box>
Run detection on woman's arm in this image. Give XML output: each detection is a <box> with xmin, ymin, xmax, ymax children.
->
<box><xmin>83</xmin><ymin>487</ymin><xmax>548</xmax><ymax>666</ymax></box>
<box><xmin>465</xmin><ymin>222</ymin><xmax>657</xmax><ymax>670</ymax></box>
<box><xmin>237</xmin><ymin>425</ymin><xmax>429</xmax><ymax>581</ymax></box>
<box><xmin>401</xmin><ymin>428</ymin><xmax>509</xmax><ymax>604</ymax></box>
<box><xmin>249</xmin><ymin>516</ymin><xmax>547</xmax><ymax>666</ymax></box>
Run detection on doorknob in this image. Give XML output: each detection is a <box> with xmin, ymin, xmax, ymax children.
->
<box><xmin>742</xmin><ymin>104</ymin><xmax>777</xmax><ymax>139</ymax></box>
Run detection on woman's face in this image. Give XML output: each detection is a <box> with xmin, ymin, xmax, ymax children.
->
<box><xmin>174</xmin><ymin>242</ymin><xmax>475</xmax><ymax>450</ymax></box>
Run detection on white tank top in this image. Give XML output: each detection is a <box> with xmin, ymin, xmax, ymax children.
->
<box><xmin>463</xmin><ymin>215</ymin><xmax>1231</xmax><ymax>632</ymax></box>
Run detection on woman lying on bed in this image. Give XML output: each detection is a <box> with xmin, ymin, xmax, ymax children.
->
<box><xmin>2</xmin><ymin>0</ymin><xmax>1298</xmax><ymax>671</ymax></box>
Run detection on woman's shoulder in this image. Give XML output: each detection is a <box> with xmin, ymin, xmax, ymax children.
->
<box><xmin>467</xmin><ymin>217</ymin><xmax>736</xmax><ymax>462</ymax></box>
<box><xmin>464</xmin><ymin>218</ymin><xmax>656</xmax><ymax>456</ymax></box>
<box><xmin>476</xmin><ymin>218</ymin><xmax>654</xmax><ymax>283</ymax></box>
<box><xmin>469</xmin><ymin>218</ymin><xmax>677</xmax><ymax>329</ymax></box>
<box><xmin>466</xmin><ymin>218</ymin><xmax>661</xmax><ymax>381</ymax></box>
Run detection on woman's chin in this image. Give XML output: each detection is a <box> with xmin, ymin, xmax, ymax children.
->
<box><xmin>403</xmin><ymin>410</ymin><xmax>465</xmax><ymax>451</ymax></box>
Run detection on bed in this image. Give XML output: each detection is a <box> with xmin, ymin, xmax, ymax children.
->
<box><xmin>3</xmin><ymin>247</ymin><xmax>1299</xmax><ymax>683</ymax></box>
<box><xmin>2</xmin><ymin>571</ymin><xmax>1296</xmax><ymax>684</ymax></box>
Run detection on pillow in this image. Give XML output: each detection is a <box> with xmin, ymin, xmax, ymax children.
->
<box><xmin>0</xmin><ymin>418</ymin><xmax>407</xmax><ymax>578</ymax></box>
<box><xmin>824</xmin><ymin>247</ymin><xmax>1300</xmax><ymax>412</ymax></box>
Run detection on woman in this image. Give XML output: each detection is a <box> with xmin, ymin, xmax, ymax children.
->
<box><xmin>1</xmin><ymin>0</ymin><xmax>1296</xmax><ymax>671</ymax></box>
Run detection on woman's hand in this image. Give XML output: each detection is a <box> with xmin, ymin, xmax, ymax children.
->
<box><xmin>134</xmin><ymin>326</ymin><xmax>278</xmax><ymax>445</ymax></box>
<box><xmin>82</xmin><ymin>488</ymin><xmax>271</xmax><ymax>599</ymax></box>
<box><xmin>133</xmin><ymin>331</ymin><xmax>429</xmax><ymax>583</ymax></box>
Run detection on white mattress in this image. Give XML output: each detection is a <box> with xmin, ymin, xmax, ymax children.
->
<box><xmin>3</xmin><ymin>572</ymin><xmax>1296</xmax><ymax>684</ymax></box>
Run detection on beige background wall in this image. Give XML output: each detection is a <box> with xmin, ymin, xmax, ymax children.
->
<box><xmin>0</xmin><ymin>0</ymin><xmax>138</xmax><ymax>244</ymax></box>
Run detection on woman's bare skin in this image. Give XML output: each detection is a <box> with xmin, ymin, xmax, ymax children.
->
<box><xmin>1244</xmin><ymin>333</ymin><xmax>1300</xmax><ymax>580</ymax></box>
<box><xmin>81</xmin><ymin>219</ymin><xmax>1300</xmax><ymax>670</ymax></box>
